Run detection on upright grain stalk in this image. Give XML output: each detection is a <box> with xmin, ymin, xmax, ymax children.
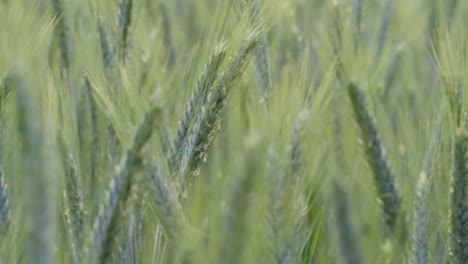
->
<box><xmin>412</xmin><ymin>105</ymin><xmax>444</xmax><ymax>264</ymax></box>
<box><xmin>84</xmin><ymin>77</ymin><xmax>98</xmax><ymax>196</ymax></box>
<box><xmin>14</xmin><ymin>69</ymin><xmax>55</xmax><ymax>264</ymax></box>
<box><xmin>178</xmin><ymin>36</ymin><xmax>260</xmax><ymax>189</ymax></box>
<box><xmin>441</xmin><ymin>77</ymin><xmax>463</xmax><ymax>128</ymax></box>
<box><xmin>77</xmin><ymin>76</ymin><xmax>99</xmax><ymax>201</ymax></box>
<box><xmin>168</xmin><ymin>45</ymin><xmax>227</xmax><ymax>171</ymax></box>
<box><xmin>58</xmin><ymin>135</ymin><xmax>84</xmax><ymax>264</ymax></box>
<box><xmin>265</xmin><ymin>147</ymin><xmax>285</xmax><ymax>262</ymax></box>
<box><xmin>0</xmin><ymin>72</ymin><xmax>11</xmax><ymax>236</ymax></box>
<box><xmin>145</xmin><ymin>163</ymin><xmax>181</xmax><ymax>239</ymax></box>
<box><xmin>98</xmin><ymin>20</ymin><xmax>115</xmax><ymax>79</ymax></box>
<box><xmin>50</xmin><ymin>0</ymin><xmax>72</xmax><ymax>72</ymax></box>
<box><xmin>347</xmin><ymin>83</ymin><xmax>401</xmax><ymax>231</ymax></box>
<box><xmin>334</xmin><ymin>182</ymin><xmax>364</xmax><ymax>264</ymax></box>
<box><xmin>0</xmin><ymin>168</ymin><xmax>10</xmax><ymax>236</ymax></box>
<box><xmin>85</xmin><ymin>103</ymin><xmax>161</xmax><ymax>263</ymax></box>
<box><xmin>449</xmin><ymin>130</ymin><xmax>468</xmax><ymax>263</ymax></box>
<box><xmin>290</xmin><ymin>109</ymin><xmax>307</xmax><ymax>178</ymax></box>
<box><xmin>375</xmin><ymin>0</ymin><xmax>392</xmax><ymax>65</ymax></box>
<box><xmin>118</xmin><ymin>0</ymin><xmax>134</xmax><ymax>63</ymax></box>
<box><xmin>0</xmin><ymin>72</ymin><xmax>12</xmax><ymax>109</ymax></box>
<box><xmin>220</xmin><ymin>145</ymin><xmax>260</xmax><ymax>264</ymax></box>
<box><xmin>242</xmin><ymin>0</ymin><xmax>273</xmax><ymax>102</ymax></box>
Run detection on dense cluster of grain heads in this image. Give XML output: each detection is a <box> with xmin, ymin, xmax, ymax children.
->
<box><xmin>2</xmin><ymin>0</ymin><xmax>468</xmax><ymax>263</ymax></box>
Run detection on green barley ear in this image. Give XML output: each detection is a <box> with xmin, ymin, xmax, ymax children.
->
<box><xmin>412</xmin><ymin>173</ymin><xmax>429</xmax><ymax>264</ymax></box>
<box><xmin>0</xmin><ymin>71</ymin><xmax>12</xmax><ymax>111</ymax></box>
<box><xmin>77</xmin><ymin>76</ymin><xmax>98</xmax><ymax>196</ymax></box>
<box><xmin>241</xmin><ymin>0</ymin><xmax>272</xmax><ymax>102</ymax></box>
<box><xmin>85</xmin><ymin>102</ymin><xmax>161</xmax><ymax>263</ymax></box>
<box><xmin>97</xmin><ymin>19</ymin><xmax>115</xmax><ymax>78</ymax></box>
<box><xmin>412</xmin><ymin>105</ymin><xmax>444</xmax><ymax>264</ymax></box>
<box><xmin>441</xmin><ymin>76</ymin><xmax>463</xmax><ymax>128</ymax></box>
<box><xmin>254</xmin><ymin>41</ymin><xmax>272</xmax><ymax>102</ymax></box>
<box><xmin>117</xmin><ymin>0</ymin><xmax>134</xmax><ymax>63</ymax></box>
<box><xmin>347</xmin><ymin>82</ymin><xmax>401</xmax><ymax>231</ymax></box>
<box><xmin>58</xmin><ymin>134</ymin><xmax>84</xmax><ymax>264</ymax></box>
<box><xmin>14</xmin><ymin>68</ymin><xmax>55</xmax><ymax>264</ymax></box>
<box><xmin>264</xmin><ymin>146</ymin><xmax>287</xmax><ymax>262</ymax></box>
<box><xmin>432</xmin><ymin>29</ymin><xmax>464</xmax><ymax>129</ymax></box>
<box><xmin>0</xmin><ymin>168</ymin><xmax>10</xmax><ymax>236</ymax></box>
<box><xmin>290</xmin><ymin>109</ymin><xmax>308</xmax><ymax>178</ymax></box>
<box><xmin>449</xmin><ymin>129</ymin><xmax>468</xmax><ymax>263</ymax></box>
<box><xmin>0</xmin><ymin>72</ymin><xmax>11</xmax><ymax>236</ymax></box>
<box><xmin>168</xmin><ymin>43</ymin><xmax>227</xmax><ymax>171</ymax></box>
<box><xmin>50</xmin><ymin>0</ymin><xmax>72</xmax><ymax>73</ymax></box>
<box><xmin>178</xmin><ymin>35</ymin><xmax>260</xmax><ymax>190</ymax></box>
<box><xmin>112</xmin><ymin>174</ymin><xmax>144</xmax><ymax>263</ymax></box>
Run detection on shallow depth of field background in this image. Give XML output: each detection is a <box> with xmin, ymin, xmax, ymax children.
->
<box><xmin>0</xmin><ymin>0</ymin><xmax>467</xmax><ymax>263</ymax></box>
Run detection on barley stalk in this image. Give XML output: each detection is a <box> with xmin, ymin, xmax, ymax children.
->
<box><xmin>0</xmin><ymin>71</ymin><xmax>12</xmax><ymax>110</ymax></box>
<box><xmin>382</xmin><ymin>45</ymin><xmax>404</xmax><ymax>100</ymax></box>
<box><xmin>332</xmin><ymin>104</ymin><xmax>347</xmax><ymax>172</ymax></box>
<box><xmin>160</xmin><ymin>2</ymin><xmax>177</xmax><ymax>69</ymax></box>
<box><xmin>347</xmin><ymin>82</ymin><xmax>401</xmax><ymax>231</ymax></box>
<box><xmin>220</xmin><ymin>147</ymin><xmax>260</xmax><ymax>264</ymax></box>
<box><xmin>108</xmin><ymin>124</ymin><xmax>123</xmax><ymax>168</ymax></box>
<box><xmin>97</xmin><ymin>20</ymin><xmax>115</xmax><ymax>79</ymax></box>
<box><xmin>177</xmin><ymin>35</ymin><xmax>259</xmax><ymax>189</ymax></box>
<box><xmin>290</xmin><ymin>110</ymin><xmax>307</xmax><ymax>177</ymax></box>
<box><xmin>77</xmin><ymin>76</ymin><xmax>99</xmax><ymax>200</ymax></box>
<box><xmin>0</xmin><ymin>168</ymin><xmax>10</xmax><ymax>236</ymax></box>
<box><xmin>332</xmin><ymin>94</ymin><xmax>363</xmax><ymax>263</ymax></box>
<box><xmin>265</xmin><ymin>146</ymin><xmax>289</xmax><ymax>263</ymax></box>
<box><xmin>241</xmin><ymin>0</ymin><xmax>273</xmax><ymax>102</ymax></box>
<box><xmin>375</xmin><ymin>0</ymin><xmax>392</xmax><ymax>65</ymax></box>
<box><xmin>85</xmin><ymin>103</ymin><xmax>161</xmax><ymax>263</ymax></box>
<box><xmin>413</xmin><ymin>172</ymin><xmax>429</xmax><ymax>264</ymax></box>
<box><xmin>85</xmin><ymin>77</ymin><xmax>98</xmax><ymax>195</ymax></box>
<box><xmin>118</xmin><ymin>0</ymin><xmax>134</xmax><ymax>63</ymax></box>
<box><xmin>145</xmin><ymin>163</ymin><xmax>181</xmax><ymax>239</ymax></box>
<box><xmin>58</xmin><ymin>135</ymin><xmax>84</xmax><ymax>264</ymax></box>
<box><xmin>113</xmin><ymin>179</ymin><xmax>143</xmax><ymax>264</ymax></box>
<box><xmin>253</xmin><ymin>40</ymin><xmax>272</xmax><ymax>102</ymax></box>
<box><xmin>0</xmin><ymin>72</ymin><xmax>11</xmax><ymax>236</ymax></box>
<box><xmin>116</xmin><ymin>211</ymin><xmax>140</xmax><ymax>263</ymax></box>
<box><xmin>332</xmin><ymin>182</ymin><xmax>364</xmax><ymax>264</ymax></box>
<box><xmin>50</xmin><ymin>0</ymin><xmax>72</xmax><ymax>72</ymax></box>
<box><xmin>168</xmin><ymin>45</ymin><xmax>227</xmax><ymax>171</ymax></box>
<box><xmin>441</xmin><ymin>76</ymin><xmax>463</xmax><ymax>128</ymax></box>
<box><xmin>412</xmin><ymin>105</ymin><xmax>443</xmax><ymax>264</ymax></box>
<box><xmin>14</xmin><ymin>69</ymin><xmax>55</xmax><ymax>264</ymax></box>
<box><xmin>449</xmin><ymin>130</ymin><xmax>468</xmax><ymax>263</ymax></box>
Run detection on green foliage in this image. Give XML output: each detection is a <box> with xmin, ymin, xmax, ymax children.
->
<box><xmin>1</xmin><ymin>0</ymin><xmax>468</xmax><ymax>263</ymax></box>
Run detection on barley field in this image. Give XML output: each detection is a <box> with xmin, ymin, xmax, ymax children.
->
<box><xmin>0</xmin><ymin>0</ymin><xmax>467</xmax><ymax>263</ymax></box>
